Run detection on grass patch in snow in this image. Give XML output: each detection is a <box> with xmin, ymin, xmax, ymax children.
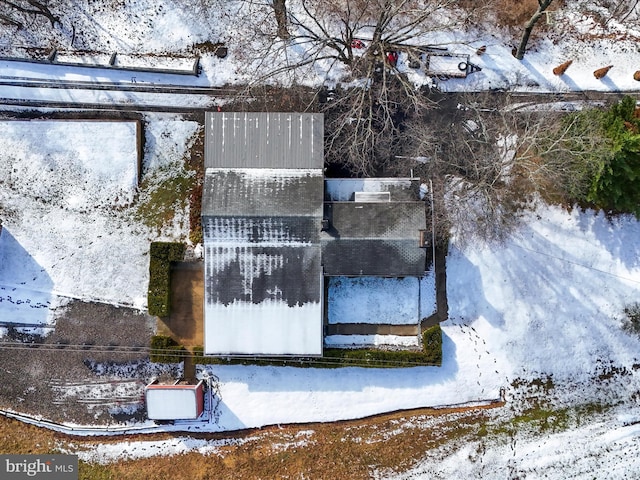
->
<box><xmin>133</xmin><ymin>121</ymin><xmax>202</xmax><ymax>238</ymax></box>
<box><xmin>134</xmin><ymin>166</ymin><xmax>195</xmax><ymax>233</ymax></box>
<box><xmin>623</xmin><ymin>302</ymin><xmax>640</xmax><ymax>335</ymax></box>
<box><xmin>481</xmin><ymin>402</ymin><xmax>610</xmax><ymax>442</ymax></box>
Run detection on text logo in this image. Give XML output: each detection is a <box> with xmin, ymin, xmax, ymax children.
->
<box><xmin>1</xmin><ymin>455</ymin><xmax>78</xmax><ymax>479</ymax></box>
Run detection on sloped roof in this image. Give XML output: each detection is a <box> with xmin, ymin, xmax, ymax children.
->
<box><xmin>321</xmin><ymin>196</ymin><xmax>427</xmax><ymax>277</ymax></box>
<box><xmin>205</xmin><ymin>112</ymin><xmax>323</xmax><ymax>169</ymax></box>
<box><xmin>202</xmin><ymin>112</ymin><xmax>324</xmax><ymax>356</ymax></box>
<box><xmin>202</xmin><ymin>168</ymin><xmax>323</xmax><ymax>218</ymax></box>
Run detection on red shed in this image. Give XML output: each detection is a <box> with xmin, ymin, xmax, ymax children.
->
<box><xmin>145</xmin><ymin>380</ymin><xmax>204</xmax><ymax>420</ymax></box>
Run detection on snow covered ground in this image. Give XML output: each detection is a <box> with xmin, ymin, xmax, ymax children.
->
<box><xmin>40</xmin><ymin>202</ymin><xmax>640</xmax><ymax>479</ymax></box>
<box><xmin>0</xmin><ymin>116</ymin><xmax>198</xmax><ymax>326</ymax></box>
<box><xmin>199</xmin><ymin>205</ymin><xmax>640</xmax><ymax>429</ymax></box>
<box><xmin>1</xmin><ymin>0</ymin><xmax>640</xmax><ymax>476</ymax></box>
<box><xmin>0</xmin><ymin>1</ymin><xmax>639</xmax><ymax>95</ymax></box>
<box><xmin>327</xmin><ymin>275</ymin><xmax>436</xmax><ymax>325</ymax></box>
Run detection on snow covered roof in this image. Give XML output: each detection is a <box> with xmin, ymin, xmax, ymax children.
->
<box><xmin>204</xmin><ymin>112</ymin><xmax>323</xmax><ymax>169</ymax></box>
<box><xmin>202</xmin><ymin>168</ymin><xmax>323</xmax><ymax>218</ymax></box>
<box><xmin>203</xmin><ymin>205</ymin><xmax>323</xmax><ymax>355</ymax></box>
<box><xmin>145</xmin><ymin>381</ymin><xmax>204</xmax><ymax>420</ymax></box>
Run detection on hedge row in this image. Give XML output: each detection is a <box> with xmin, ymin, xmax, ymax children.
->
<box><xmin>327</xmin><ymin>341</ymin><xmax>442</xmax><ymax>367</ymax></box>
<box><xmin>190</xmin><ymin>327</ymin><xmax>443</xmax><ymax>368</ymax></box>
<box><xmin>149</xmin><ymin>335</ymin><xmax>187</xmax><ymax>363</ymax></box>
<box><xmin>422</xmin><ymin>324</ymin><xmax>443</xmax><ymax>366</ymax></box>
<box><xmin>156</xmin><ymin>325</ymin><xmax>443</xmax><ymax>368</ymax></box>
<box><xmin>147</xmin><ymin>242</ymin><xmax>185</xmax><ymax>317</ymax></box>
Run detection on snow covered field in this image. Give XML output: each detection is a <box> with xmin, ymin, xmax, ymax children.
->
<box><xmin>1</xmin><ymin>0</ymin><xmax>640</xmax><ymax>476</ymax></box>
<box><xmin>0</xmin><ymin>116</ymin><xmax>198</xmax><ymax>326</ymax></box>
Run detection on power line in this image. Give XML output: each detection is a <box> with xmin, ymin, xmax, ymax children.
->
<box><xmin>0</xmin><ymin>341</ymin><xmax>441</xmax><ymax>367</ymax></box>
<box><xmin>513</xmin><ymin>243</ymin><xmax>640</xmax><ymax>285</ymax></box>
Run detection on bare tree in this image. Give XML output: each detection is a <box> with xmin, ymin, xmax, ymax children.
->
<box><xmin>606</xmin><ymin>0</ymin><xmax>640</xmax><ymax>23</ymax></box>
<box><xmin>242</xmin><ymin>0</ymin><xmax>473</xmax><ymax>174</ymax></box>
<box><xmin>514</xmin><ymin>0</ymin><xmax>554</xmax><ymax>60</ymax></box>
<box><xmin>271</xmin><ymin>0</ymin><xmax>290</xmax><ymax>39</ymax></box>
<box><xmin>392</xmin><ymin>95</ymin><xmax>610</xmax><ymax>244</ymax></box>
<box><xmin>395</xmin><ymin>94</ymin><xmax>527</xmax><ymax>243</ymax></box>
<box><xmin>0</xmin><ymin>0</ymin><xmax>59</xmax><ymax>29</ymax></box>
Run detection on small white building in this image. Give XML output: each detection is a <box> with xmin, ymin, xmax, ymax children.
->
<box><xmin>145</xmin><ymin>380</ymin><xmax>204</xmax><ymax>420</ymax></box>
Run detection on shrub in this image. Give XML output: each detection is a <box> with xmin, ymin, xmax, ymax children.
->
<box><xmin>540</xmin><ymin>96</ymin><xmax>640</xmax><ymax>215</ymax></box>
<box><xmin>587</xmin><ymin>96</ymin><xmax>640</xmax><ymax>216</ymax></box>
<box><xmin>422</xmin><ymin>324</ymin><xmax>443</xmax><ymax>366</ymax></box>
<box><xmin>150</xmin><ymin>335</ymin><xmax>187</xmax><ymax>363</ymax></box>
<box><xmin>147</xmin><ymin>242</ymin><xmax>185</xmax><ymax>317</ymax></box>
<box><xmin>323</xmin><ymin>348</ymin><xmax>440</xmax><ymax>368</ymax></box>
<box><xmin>553</xmin><ymin>60</ymin><xmax>572</xmax><ymax>76</ymax></box>
<box><xmin>188</xmin><ymin>179</ymin><xmax>203</xmax><ymax>245</ymax></box>
<box><xmin>593</xmin><ymin>65</ymin><xmax>613</xmax><ymax>79</ymax></box>
<box><xmin>192</xmin><ymin>346</ymin><xmax>225</xmax><ymax>365</ymax></box>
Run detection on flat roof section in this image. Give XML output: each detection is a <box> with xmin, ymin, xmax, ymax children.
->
<box><xmin>324</xmin><ymin>178</ymin><xmax>420</xmax><ymax>202</ymax></box>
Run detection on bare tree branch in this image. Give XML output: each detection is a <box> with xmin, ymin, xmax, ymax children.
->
<box><xmin>514</xmin><ymin>0</ymin><xmax>553</xmax><ymax>60</ymax></box>
<box><xmin>0</xmin><ymin>0</ymin><xmax>59</xmax><ymax>27</ymax></box>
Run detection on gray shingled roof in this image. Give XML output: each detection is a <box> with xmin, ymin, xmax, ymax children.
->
<box><xmin>205</xmin><ymin>112</ymin><xmax>324</xmax><ymax>169</ymax></box>
<box><xmin>321</xmin><ymin>201</ymin><xmax>427</xmax><ymax>276</ymax></box>
<box><xmin>204</xmin><ymin>243</ymin><xmax>321</xmax><ymax>307</ymax></box>
<box><xmin>202</xmin><ymin>169</ymin><xmax>324</xmax><ymax>218</ymax></box>
<box><xmin>203</xmin><ymin>169</ymin><xmax>324</xmax><ymax>311</ymax></box>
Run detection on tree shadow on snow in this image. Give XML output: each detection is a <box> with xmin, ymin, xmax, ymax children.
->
<box><xmin>0</xmin><ymin>228</ymin><xmax>53</xmax><ymax>328</ymax></box>
<box><xmin>584</xmin><ymin>211</ymin><xmax>640</xmax><ymax>271</ymax></box>
<box><xmin>445</xmin><ymin>245</ymin><xmax>505</xmax><ymax>329</ymax></box>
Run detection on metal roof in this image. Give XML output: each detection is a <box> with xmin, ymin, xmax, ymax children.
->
<box><xmin>201</xmin><ymin>112</ymin><xmax>324</xmax><ymax>356</ymax></box>
<box><xmin>203</xmin><ymin>225</ymin><xmax>323</xmax><ymax>355</ymax></box>
<box><xmin>205</xmin><ymin>112</ymin><xmax>324</xmax><ymax>169</ymax></box>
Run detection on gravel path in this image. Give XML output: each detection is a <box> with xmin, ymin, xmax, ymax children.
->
<box><xmin>0</xmin><ymin>300</ymin><xmax>180</xmax><ymax>425</ymax></box>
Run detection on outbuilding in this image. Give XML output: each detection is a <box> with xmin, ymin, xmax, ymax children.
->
<box><xmin>145</xmin><ymin>380</ymin><xmax>204</xmax><ymax>420</ymax></box>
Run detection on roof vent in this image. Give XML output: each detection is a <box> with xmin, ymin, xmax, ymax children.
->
<box><xmin>321</xmin><ymin>218</ymin><xmax>330</xmax><ymax>231</ymax></box>
<box><xmin>354</xmin><ymin>191</ymin><xmax>391</xmax><ymax>203</ymax></box>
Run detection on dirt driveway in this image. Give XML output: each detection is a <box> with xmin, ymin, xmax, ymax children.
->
<box><xmin>156</xmin><ymin>261</ymin><xmax>204</xmax><ymax>349</ymax></box>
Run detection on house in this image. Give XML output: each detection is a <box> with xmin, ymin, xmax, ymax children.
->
<box><xmin>321</xmin><ymin>178</ymin><xmax>431</xmax><ymax>333</ymax></box>
<box><xmin>202</xmin><ymin>112</ymin><xmax>429</xmax><ymax>356</ymax></box>
<box><xmin>321</xmin><ymin>178</ymin><xmax>427</xmax><ymax>277</ymax></box>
